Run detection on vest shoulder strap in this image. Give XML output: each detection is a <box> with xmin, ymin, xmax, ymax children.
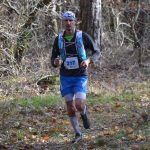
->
<box><xmin>75</xmin><ymin>31</ymin><xmax>87</xmax><ymax>60</ymax></box>
<box><xmin>58</xmin><ymin>31</ymin><xmax>87</xmax><ymax>61</ymax></box>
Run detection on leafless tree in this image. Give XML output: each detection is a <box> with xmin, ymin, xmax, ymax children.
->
<box><xmin>79</xmin><ymin>0</ymin><xmax>102</xmax><ymax>48</ymax></box>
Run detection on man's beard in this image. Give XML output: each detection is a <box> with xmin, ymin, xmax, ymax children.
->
<box><xmin>66</xmin><ymin>28</ymin><xmax>71</xmax><ymax>31</ymax></box>
<box><xmin>66</xmin><ymin>26</ymin><xmax>75</xmax><ymax>32</ymax></box>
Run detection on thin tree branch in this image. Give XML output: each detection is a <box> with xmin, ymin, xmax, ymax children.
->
<box><xmin>4</xmin><ymin>0</ymin><xmax>20</xmax><ymax>15</ymax></box>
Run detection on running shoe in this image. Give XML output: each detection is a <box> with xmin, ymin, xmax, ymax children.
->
<box><xmin>81</xmin><ymin>109</ymin><xmax>90</xmax><ymax>129</ymax></box>
<box><xmin>72</xmin><ymin>133</ymin><xmax>82</xmax><ymax>143</ymax></box>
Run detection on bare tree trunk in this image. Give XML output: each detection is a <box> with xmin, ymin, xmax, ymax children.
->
<box><xmin>45</xmin><ymin>0</ymin><xmax>59</xmax><ymax>50</ymax></box>
<box><xmin>79</xmin><ymin>0</ymin><xmax>102</xmax><ymax>48</ymax></box>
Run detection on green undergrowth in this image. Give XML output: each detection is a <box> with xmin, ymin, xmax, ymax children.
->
<box><xmin>1</xmin><ymin>80</ymin><xmax>149</xmax><ymax>111</ymax></box>
<box><xmin>17</xmin><ymin>95</ymin><xmax>63</xmax><ymax>108</ymax></box>
<box><xmin>16</xmin><ymin>94</ymin><xmax>137</xmax><ymax>108</ymax></box>
<box><xmin>16</xmin><ymin>90</ymin><xmax>142</xmax><ymax>109</ymax></box>
<box><xmin>87</xmin><ymin>91</ymin><xmax>140</xmax><ymax>106</ymax></box>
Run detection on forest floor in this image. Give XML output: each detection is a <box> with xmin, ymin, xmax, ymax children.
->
<box><xmin>0</xmin><ymin>94</ymin><xmax>150</xmax><ymax>150</ymax></box>
<box><xmin>0</xmin><ymin>64</ymin><xmax>150</xmax><ymax>150</ymax></box>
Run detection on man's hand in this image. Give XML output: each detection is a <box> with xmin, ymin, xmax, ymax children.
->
<box><xmin>80</xmin><ymin>58</ymin><xmax>91</xmax><ymax>68</ymax></box>
<box><xmin>54</xmin><ymin>57</ymin><xmax>63</xmax><ymax>66</ymax></box>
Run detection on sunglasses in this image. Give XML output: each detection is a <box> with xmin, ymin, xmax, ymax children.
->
<box><xmin>64</xmin><ymin>19</ymin><xmax>74</xmax><ymax>22</ymax></box>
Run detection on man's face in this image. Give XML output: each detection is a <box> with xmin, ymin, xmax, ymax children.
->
<box><xmin>63</xmin><ymin>19</ymin><xmax>75</xmax><ymax>31</ymax></box>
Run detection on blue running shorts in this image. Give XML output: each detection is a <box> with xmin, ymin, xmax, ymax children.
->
<box><xmin>60</xmin><ymin>75</ymin><xmax>88</xmax><ymax>97</ymax></box>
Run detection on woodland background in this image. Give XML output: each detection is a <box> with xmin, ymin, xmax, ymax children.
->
<box><xmin>0</xmin><ymin>0</ymin><xmax>150</xmax><ymax>149</ymax></box>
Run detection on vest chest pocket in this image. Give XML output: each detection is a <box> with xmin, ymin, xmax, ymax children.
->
<box><xmin>64</xmin><ymin>57</ymin><xmax>79</xmax><ymax>69</ymax></box>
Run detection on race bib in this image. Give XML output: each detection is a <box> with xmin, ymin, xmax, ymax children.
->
<box><xmin>64</xmin><ymin>57</ymin><xmax>79</xmax><ymax>69</ymax></box>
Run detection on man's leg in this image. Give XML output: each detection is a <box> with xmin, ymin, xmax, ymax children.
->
<box><xmin>64</xmin><ymin>94</ymin><xmax>82</xmax><ymax>143</ymax></box>
<box><xmin>75</xmin><ymin>92</ymin><xmax>90</xmax><ymax>129</ymax></box>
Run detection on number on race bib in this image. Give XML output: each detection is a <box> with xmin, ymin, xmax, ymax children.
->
<box><xmin>64</xmin><ymin>57</ymin><xmax>79</xmax><ymax>69</ymax></box>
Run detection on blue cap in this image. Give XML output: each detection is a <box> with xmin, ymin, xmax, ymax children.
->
<box><xmin>62</xmin><ymin>11</ymin><xmax>76</xmax><ymax>20</ymax></box>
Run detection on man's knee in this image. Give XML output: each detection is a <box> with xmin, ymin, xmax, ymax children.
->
<box><xmin>66</xmin><ymin>101</ymin><xmax>76</xmax><ymax>116</ymax></box>
<box><xmin>75</xmin><ymin>99</ymin><xmax>85</xmax><ymax>111</ymax></box>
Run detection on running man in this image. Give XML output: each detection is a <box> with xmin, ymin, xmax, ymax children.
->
<box><xmin>51</xmin><ymin>11</ymin><xmax>101</xmax><ymax>143</ymax></box>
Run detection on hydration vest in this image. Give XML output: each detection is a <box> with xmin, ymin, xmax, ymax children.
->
<box><xmin>58</xmin><ymin>31</ymin><xmax>87</xmax><ymax>61</ymax></box>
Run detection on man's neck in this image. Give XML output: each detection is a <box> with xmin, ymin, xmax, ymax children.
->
<box><xmin>65</xmin><ymin>28</ymin><xmax>75</xmax><ymax>35</ymax></box>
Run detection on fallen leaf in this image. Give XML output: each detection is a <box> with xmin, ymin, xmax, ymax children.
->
<box><xmin>61</xmin><ymin>120</ymin><xmax>70</xmax><ymax>125</ymax></box>
<box><xmin>114</xmin><ymin>102</ymin><xmax>121</xmax><ymax>108</ymax></box>
<box><xmin>51</xmin><ymin>117</ymin><xmax>57</xmax><ymax>123</ymax></box>
<box><xmin>127</xmin><ymin>127</ymin><xmax>134</xmax><ymax>134</ymax></box>
<box><xmin>102</xmin><ymin>129</ymin><xmax>115</xmax><ymax>136</ymax></box>
<box><xmin>59</xmin><ymin>133</ymin><xmax>65</xmax><ymax>137</ymax></box>
<box><xmin>31</xmin><ymin>135</ymin><xmax>36</xmax><ymax>139</ymax></box>
<box><xmin>49</xmin><ymin>127</ymin><xmax>64</xmax><ymax>132</ymax></box>
<box><xmin>114</xmin><ymin>126</ymin><xmax>120</xmax><ymax>132</ymax></box>
<box><xmin>41</xmin><ymin>135</ymin><xmax>49</xmax><ymax>142</ymax></box>
<box><xmin>136</xmin><ymin>134</ymin><xmax>146</xmax><ymax>141</ymax></box>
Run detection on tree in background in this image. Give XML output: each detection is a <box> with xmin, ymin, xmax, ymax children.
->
<box><xmin>79</xmin><ymin>0</ymin><xmax>102</xmax><ymax>48</ymax></box>
<box><xmin>101</xmin><ymin>0</ymin><xmax>150</xmax><ymax>70</ymax></box>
